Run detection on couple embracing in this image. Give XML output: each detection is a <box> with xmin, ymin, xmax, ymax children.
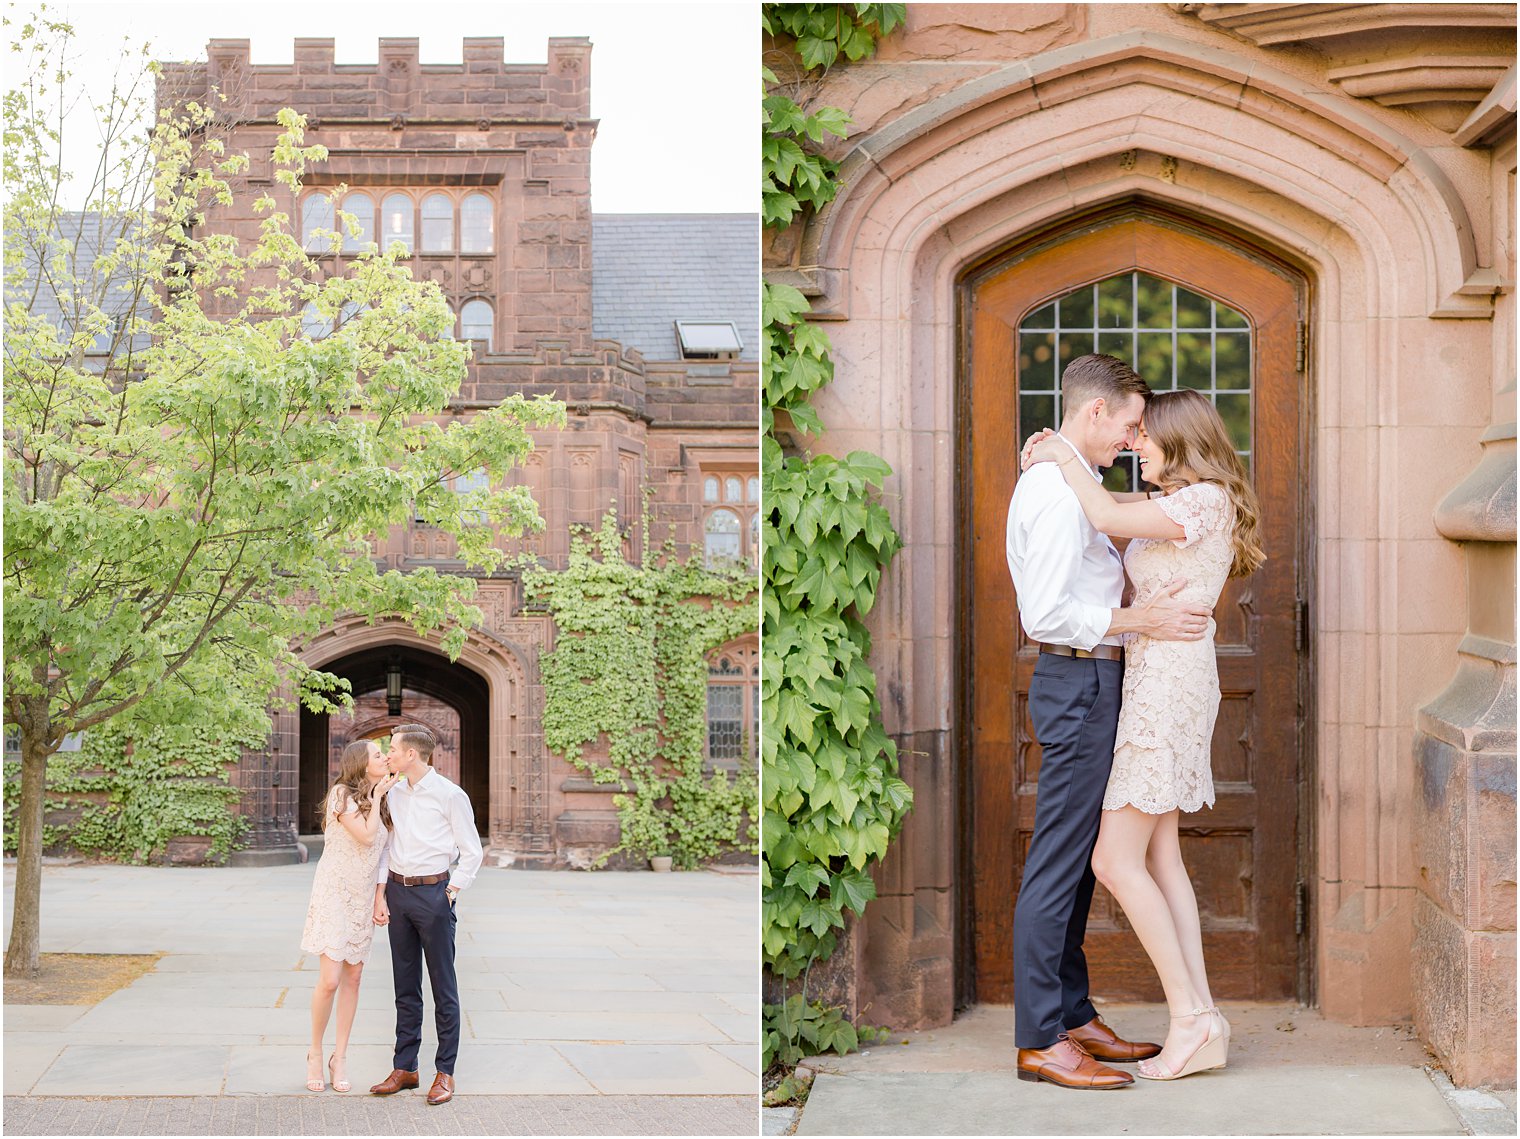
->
<box><xmin>298</xmin><ymin>722</ymin><xmax>483</xmax><ymax>1104</ymax></box>
<box><xmin>1006</xmin><ymin>353</ymin><xmax>1265</xmax><ymax>1089</ymax></box>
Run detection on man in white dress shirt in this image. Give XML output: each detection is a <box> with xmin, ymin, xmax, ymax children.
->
<box><xmin>1005</xmin><ymin>354</ymin><xmax>1212</xmax><ymax>1090</ymax></box>
<box><xmin>367</xmin><ymin>722</ymin><xmax>483</xmax><ymax>1105</ymax></box>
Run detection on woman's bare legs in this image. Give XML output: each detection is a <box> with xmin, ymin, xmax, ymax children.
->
<box><xmin>1145</xmin><ymin>809</ymin><xmax>1228</xmax><ymax>1044</ymax></box>
<box><xmin>329</xmin><ymin>962</ymin><xmax>364</xmax><ymax>1091</ymax></box>
<box><xmin>308</xmin><ymin>955</ymin><xmax>342</xmax><ymax>1090</ymax></box>
<box><xmin>1091</xmin><ymin>807</ymin><xmax>1214</xmax><ymax>1074</ymax></box>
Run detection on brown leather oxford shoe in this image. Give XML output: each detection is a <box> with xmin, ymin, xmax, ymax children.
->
<box><xmin>369</xmin><ymin>1068</ymin><xmax>419</xmax><ymax>1096</ymax></box>
<box><xmin>426</xmin><ymin>1072</ymin><xmax>455</xmax><ymax>1105</ymax></box>
<box><xmin>1066</xmin><ymin>1013</ymin><xmax>1162</xmax><ymax>1061</ymax></box>
<box><xmin>1016</xmin><ymin>1034</ymin><xmax>1134</xmax><ymax>1090</ymax></box>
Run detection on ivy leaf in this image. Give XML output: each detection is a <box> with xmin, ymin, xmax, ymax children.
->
<box><xmin>787</xmin><ymin>401</ymin><xmax>824</xmax><ymax>436</ymax></box>
<box><xmin>785</xmin><ymin>861</ymin><xmax>830</xmax><ymax>898</ymax></box>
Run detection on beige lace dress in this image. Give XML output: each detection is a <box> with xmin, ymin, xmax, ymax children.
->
<box><xmin>299</xmin><ymin>789</ymin><xmax>389</xmax><ymax>964</ymax></box>
<box><xmin>1104</xmin><ymin>481</ymin><xmax>1235</xmax><ymax>815</ymax></box>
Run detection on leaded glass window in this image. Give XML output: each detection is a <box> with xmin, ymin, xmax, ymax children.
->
<box><xmin>460</xmin><ymin>299</ymin><xmax>493</xmax><ymax>351</ymax></box>
<box><xmin>707</xmin><ymin>655</ymin><xmax>745</xmax><ymax>762</ymax></box>
<box><xmin>421</xmin><ymin>193</ymin><xmax>453</xmax><ymax>252</ymax></box>
<box><xmin>300</xmin><ymin>302</ymin><xmax>332</xmax><ymax>340</ymax></box>
<box><xmin>704</xmin><ymin>508</ymin><xmax>741</xmax><ymax>567</ymax></box>
<box><xmin>340</xmin><ymin>193</ymin><xmax>374</xmax><ymax>253</ymax></box>
<box><xmin>381</xmin><ymin>193</ymin><xmax>414</xmax><ymax>252</ymax></box>
<box><xmin>1018</xmin><ymin>271</ymin><xmax>1253</xmax><ymax>491</ymax></box>
<box><xmin>301</xmin><ymin>195</ymin><xmax>335</xmax><ymax>252</ymax></box>
<box><xmin>460</xmin><ymin>193</ymin><xmax>494</xmax><ymax>253</ymax></box>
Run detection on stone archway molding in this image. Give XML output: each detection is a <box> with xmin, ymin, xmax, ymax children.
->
<box><xmin>297</xmin><ymin>614</ymin><xmax>551</xmax><ymax>859</ymax></box>
<box><xmin>799</xmin><ymin>30</ymin><xmax>1490</xmax><ymax>321</ymax></box>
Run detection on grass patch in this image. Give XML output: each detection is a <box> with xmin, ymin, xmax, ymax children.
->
<box><xmin>3</xmin><ymin>953</ymin><xmax>162</xmax><ymax>1005</ymax></box>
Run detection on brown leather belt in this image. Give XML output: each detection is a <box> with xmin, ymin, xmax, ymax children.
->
<box><xmin>1039</xmin><ymin>643</ymin><xmax>1123</xmax><ymax>662</ymax></box>
<box><xmin>388</xmin><ymin>871</ymin><xmax>448</xmax><ymax>886</ymax></box>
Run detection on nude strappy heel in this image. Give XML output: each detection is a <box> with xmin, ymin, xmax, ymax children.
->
<box><xmin>328</xmin><ymin>1052</ymin><xmax>351</xmax><ymax>1093</ymax></box>
<box><xmin>1136</xmin><ymin>1007</ymin><xmax>1227</xmax><ymax>1080</ymax></box>
<box><xmin>1206</xmin><ymin>1004</ymin><xmax>1232</xmax><ymax>1048</ymax></box>
<box><xmin>305</xmin><ymin>1048</ymin><xmax>325</xmax><ymax>1092</ymax></box>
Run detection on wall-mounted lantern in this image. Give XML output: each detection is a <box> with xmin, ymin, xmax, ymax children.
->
<box><xmin>386</xmin><ymin>657</ymin><xmax>404</xmax><ymax>717</ymax></box>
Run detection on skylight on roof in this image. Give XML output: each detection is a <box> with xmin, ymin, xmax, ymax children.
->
<box><xmin>675</xmin><ymin>320</ymin><xmax>743</xmax><ymax>360</ymax></box>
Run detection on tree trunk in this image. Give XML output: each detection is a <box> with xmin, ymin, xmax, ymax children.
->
<box><xmin>4</xmin><ymin>719</ymin><xmax>52</xmax><ymax>979</ymax></box>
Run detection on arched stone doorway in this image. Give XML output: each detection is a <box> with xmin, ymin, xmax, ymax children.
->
<box><xmin>297</xmin><ymin>645</ymin><xmax>490</xmax><ymax>836</ymax></box>
<box><xmin>291</xmin><ymin>616</ymin><xmax>550</xmax><ymax>862</ymax></box>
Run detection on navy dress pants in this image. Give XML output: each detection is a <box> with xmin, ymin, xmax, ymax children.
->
<box><xmin>1012</xmin><ymin>652</ymin><xmax>1124</xmax><ymax>1050</ymax></box>
<box><xmin>386</xmin><ymin>879</ymin><xmax>460</xmax><ymax>1075</ymax></box>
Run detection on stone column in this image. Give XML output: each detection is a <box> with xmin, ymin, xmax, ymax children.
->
<box><xmin>1411</xmin><ymin>127</ymin><xmax>1516</xmax><ymax>1087</ymax></box>
<box><xmin>1413</xmin><ymin>420</ymin><xmax>1516</xmax><ymax>1087</ymax></box>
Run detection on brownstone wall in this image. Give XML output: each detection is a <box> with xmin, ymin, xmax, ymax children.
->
<box><xmin>163</xmin><ymin>36</ymin><xmax>594</xmax><ymax>354</ymax></box>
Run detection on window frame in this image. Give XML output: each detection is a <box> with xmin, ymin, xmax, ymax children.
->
<box><xmin>459</xmin><ymin>297</ymin><xmax>494</xmax><ymax>353</ymax></box>
<box><xmin>704</xmin><ymin>639</ymin><xmax>759</xmax><ymax>768</ymax></box>
<box><xmin>698</xmin><ymin>464</ymin><xmax>760</xmax><ymax>570</ymax></box>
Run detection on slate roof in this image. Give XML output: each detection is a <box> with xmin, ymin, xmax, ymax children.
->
<box><xmin>592</xmin><ymin>214</ymin><xmax>758</xmax><ymax>363</ymax></box>
<box><xmin>7</xmin><ymin>211</ymin><xmax>150</xmax><ymax>356</ymax></box>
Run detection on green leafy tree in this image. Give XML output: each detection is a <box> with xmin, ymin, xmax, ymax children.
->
<box><xmin>2</xmin><ymin>11</ymin><xmax>563</xmax><ymax>977</ymax></box>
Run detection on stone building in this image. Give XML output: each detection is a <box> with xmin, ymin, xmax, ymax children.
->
<box><xmin>765</xmin><ymin>3</ymin><xmax>1515</xmax><ymax>1088</ymax></box>
<box><xmin>156</xmin><ymin>38</ymin><xmax>758</xmax><ymax>868</ymax></box>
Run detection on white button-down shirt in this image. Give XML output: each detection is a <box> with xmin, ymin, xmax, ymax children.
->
<box><xmin>374</xmin><ymin>767</ymin><xmax>484</xmax><ymax>892</ymax></box>
<box><xmin>1005</xmin><ymin>432</ymin><xmax>1124</xmax><ymax>651</ymax></box>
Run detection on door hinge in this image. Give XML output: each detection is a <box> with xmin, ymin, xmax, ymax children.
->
<box><xmin>1295</xmin><ymin>320</ymin><xmax>1307</xmax><ymax>373</ymax></box>
<box><xmin>1295</xmin><ymin>880</ymin><xmax>1308</xmax><ymax>936</ymax></box>
<box><xmin>1295</xmin><ymin>597</ymin><xmax>1309</xmax><ymax>653</ymax></box>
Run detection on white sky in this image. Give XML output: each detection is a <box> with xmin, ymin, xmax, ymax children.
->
<box><xmin>23</xmin><ymin>0</ymin><xmax>758</xmax><ymax>214</ymax></box>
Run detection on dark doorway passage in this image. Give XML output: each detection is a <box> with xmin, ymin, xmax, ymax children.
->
<box><xmin>299</xmin><ymin>645</ymin><xmax>490</xmax><ymax>836</ymax></box>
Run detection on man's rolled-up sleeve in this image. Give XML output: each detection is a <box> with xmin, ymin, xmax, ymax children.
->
<box><xmin>1012</xmin><ymin>492</ymin><xmax>1112</xmax><ymax>651</ymax></box>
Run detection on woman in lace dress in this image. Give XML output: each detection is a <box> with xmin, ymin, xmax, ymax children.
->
<box><xmin>300</xmin><ymin>739</ymin><xmax>400</xmax><ymax>1092</ymax></box>
<box><xmin>1024</xmin><ymin>389</ymin><xmax>1265</xmax><ymax>1081</ymax></box>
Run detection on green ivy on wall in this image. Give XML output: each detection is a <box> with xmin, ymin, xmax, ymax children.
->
<box><xmin>761</xmin><ymin>2</ymin><xmax>911</xmax><ymax>1072</ymax></box>
<box><xmin>1</xmin><ymin>720</ymin><xmax>258</xmax><ymax>862</ymax></box>
<box><xmin>525</xmin><ymin>513</ymin><xmax>759</xmax><ymax>869</ymax></box>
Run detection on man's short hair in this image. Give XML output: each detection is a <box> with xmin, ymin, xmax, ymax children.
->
<box><xmin>392</xmin><ymin>723</ymin><xmax>436</xmax><ymax>764</ymax></box>
<box><xmin>1060</xmin><ymin>353</ymin><xmax>1151</xmax><ymax>416</ymax></box>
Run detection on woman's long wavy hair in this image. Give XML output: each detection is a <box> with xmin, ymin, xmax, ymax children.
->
<box><xmin>322</xmin><ymin>739</ymin><xmax>392</xmax><ymax>830</ymax></box>
<box><xmin>1142</xmin><ymin>389</ymin><xmax>1266</xmax><ymax>579</ymax></box>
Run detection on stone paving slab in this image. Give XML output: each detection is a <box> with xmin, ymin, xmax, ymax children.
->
<box><xmin>497</xmin><ymin>969</ymin><xmax>669</xmax><ymax>991</ymax></box>
<box><xmin>3</xmin><ymin>1038</ymin><xmax>63</xmax><ymax>1102</ymax></box>
<box><xmin>796</xmin><ymin>1068</ymin><xmax>1465</xmax><ymax>1135</ymax></box>
<box><xmin>2</xmin><ymin>1094</ymin><xmax>756</xmax><ymax>1135</ymax></box>
<box><xmin>712</xmin><ymin>1043</ymin><xmax>762</xmax><ymax>1076</ymax></box>
<box><xmin>31</xmin><ymin>1046</ymin><xmax>231</xmax><ymax>1097</ymax></box>
<box><xmin>465</xmin><ymin>1009</ymin><xmax>733</xmax><ymax>1044</ymax></box>
<box><xmin>553</xmin><ymin>1044</ymin><xmax>756</xmax><ymax>1095</ymax></box>
<box><xmin>2</xmin><ymin>1005</ymin><xmax>88</xmax><ymax>1030</ymax></box>
<box><xmin>701</xmin><ymin>1008</ymin><xmax>760</xmax><ymax>1041</ymax></box>
<box><xmin>498</xmin><ymin>987</ymin><xmax>745</xmax><ymax>1013</ymax></box>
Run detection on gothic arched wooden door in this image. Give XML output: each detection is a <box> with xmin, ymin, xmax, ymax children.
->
<box><xmin>961</xmin><ymin>207</ymin><xmax>1307</xmax><ymax>1002</ymax></box>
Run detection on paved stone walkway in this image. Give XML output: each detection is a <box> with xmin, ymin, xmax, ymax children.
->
<box><xmin>793</xmin><ymin>1002</ymin><xmax>1492</xmax><ymax>1136</ymax></box>
<box><xmin>3</xmin><ymin>862</ymin><xmax>758</xmax><ymax>1134</ymax></box>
